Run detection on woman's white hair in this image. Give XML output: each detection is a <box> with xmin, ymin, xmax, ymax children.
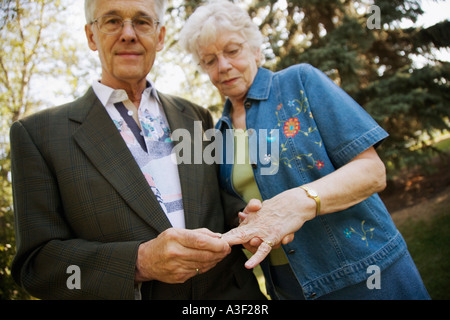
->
<box><xmin>179</xmin><ymin>0</ymin><xmax>264</xmax><ymax>66</ymax></box>
<box><xmin>84</xmin><ymin>0</ymin><xmax>167</xmax><ymax>25</ymax></box>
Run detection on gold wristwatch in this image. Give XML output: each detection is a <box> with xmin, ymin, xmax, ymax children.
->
<box><xmin>299</xmin><ymin>186</ymin><xmax>321</xmax><ymax>217</ymax></box>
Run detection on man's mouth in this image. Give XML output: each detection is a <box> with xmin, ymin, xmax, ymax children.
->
<box><xmin>116</xmin><ymin>51</ymin><xmax>142</xmax><ymax>58</ymax></box>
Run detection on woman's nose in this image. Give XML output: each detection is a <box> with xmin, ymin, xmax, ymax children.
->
<box><xmin>217</xmin><ymin>54</ymin><xmax>232</xmax><ymax>72</ymax></box>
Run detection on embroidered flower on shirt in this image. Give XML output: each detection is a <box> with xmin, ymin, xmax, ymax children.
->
<box><xmin>275</xmin><ymin>91</ymin><xmax>319</xmax><ymax>139</ymax></box>
<box><xmin>315</xmin><ymin>161</ymin><xmax>325</xmax><ymax>169</ymax></box>
<box><xmin>283</xmin><ymin>118</ymin><xmax>300</xmax><ymax>138</ymax></box>
<box><xmin>345</xmin><ymin>220</ymin><xmax>375</xmax><ymax>247</ymax></box>
<box><xmin>269</xmin><ymin>90</ymin><xmax>323</xmax><ymax>174</ymax></box>
<box><xmin>344</xmin><ymin>228</ymin><xmax>352</xmax><ymax>238</ymax></box>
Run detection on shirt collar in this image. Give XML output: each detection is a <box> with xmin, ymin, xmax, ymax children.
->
<box><xmin>92</xmin><ymin>80</ymin><xmax>160</xmax><ymax>107</ymax></box>
<box><xmin>246</xmin><ymin>67</ymin><xmax>273</xmax><ymax>101</ymax></box>
<box><xmin>216</xmin><ymin>67</ymin><xmax>273</xmax><ymax>131</ymax></box>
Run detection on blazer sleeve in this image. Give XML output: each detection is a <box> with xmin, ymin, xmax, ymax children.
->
<box><xmin>10</xmin><ymin>120</ymin><xmax>141</xmax><ymax>300</ymax></box>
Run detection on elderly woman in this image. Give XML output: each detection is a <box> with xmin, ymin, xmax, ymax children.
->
<box><xmin>179</xmin><ymin>0</ymin><xmax>430</xmax><ymax>300</ymax></box>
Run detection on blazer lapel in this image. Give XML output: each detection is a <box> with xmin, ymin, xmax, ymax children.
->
<box><xmin>70</xmin><ymin>88</ymin><xmax>172</xmax><ymax>233</ymax></box>
<box><xmin>159</xmin><ymin>93</ymin><xmax>205</xmax><ymax>230</ymax></box>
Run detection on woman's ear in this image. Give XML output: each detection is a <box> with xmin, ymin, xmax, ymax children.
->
<box><xmin>254</xmin><ymin>47</ymin><xmax>262</xmax><ymax>66</ymax></box>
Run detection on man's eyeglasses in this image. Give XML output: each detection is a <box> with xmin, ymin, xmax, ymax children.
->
<box><xmin>92</xmin><ymin>15</ymin><xmax>160</xmax><ymax>35</ymax></box>
<box><xmin>199</xmin><ymin>42</ymin><xmax>247</xmax><ymax>71</ymax></box>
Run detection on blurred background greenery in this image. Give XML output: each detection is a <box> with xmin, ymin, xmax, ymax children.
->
<box><xmin>1</xmin><ymin>0</ymin><xmax>449</xmax><ymax>300</ymax></box>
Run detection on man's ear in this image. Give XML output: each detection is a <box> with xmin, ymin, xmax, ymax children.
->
<box><xmin>156</xmin><ymin>26</ymin><xmax>166</xmax><ymax>52</ymax></box>
<box><xmin>85</xmin><ymin>24</ymin><xmax>98</xmax><ymax>52</ymax></box>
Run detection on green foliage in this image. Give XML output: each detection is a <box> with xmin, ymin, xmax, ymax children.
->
<box><xmin>245</xmin><ymin>0</ymin><xmax>450</xmax><ymax>177</ymax></box>
<box><xmin>1</xmin><ymin>0</ymin><xmax>449</xmax><ymax>299</ymax></box>
<box><xmin>0</xmin><ymin>0</ymin><xmax>93</xmax><ymax>300</ymax></box>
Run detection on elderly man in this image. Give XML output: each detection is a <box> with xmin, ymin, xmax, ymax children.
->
<box><xmin>10</xmin><ymin>0</ymin><xmax>264</xmax><ymax>300</ymax></box>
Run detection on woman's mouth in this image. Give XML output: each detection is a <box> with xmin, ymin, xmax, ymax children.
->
<box><xmin>222</xmin><ymin>77</ymin><xmax>239</xmax><ymax>86</ymax></box>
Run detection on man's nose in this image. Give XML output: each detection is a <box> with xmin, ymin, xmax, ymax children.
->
<box><xmin>120</xmin><ymin>21</ymin><xmax>137</xmax><ymax>42</ymax></box>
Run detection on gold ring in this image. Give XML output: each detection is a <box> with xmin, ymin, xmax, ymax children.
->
<box><xmin>263</xmin><ymin>240</ymin><xmax>274</xmax><ymax>248</ymax></box>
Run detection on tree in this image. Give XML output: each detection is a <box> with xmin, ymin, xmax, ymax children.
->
<box><xmin>0</xmin><ymin>0</ymin><xmax>93</xmax><ymax>299</ymax></box>
<box><xmin>152</xmin><ymin>0</ymin><xmax>224</xmax><ymax>118</ymax></box>
<box><xmin>1</xmin><ymin>0</ymin><xmax>448</xmax><ymax>299</ymax></box>
<box><xmin>202</xmin><ymin>0</ymin><xmax>448</xmax><ymax>177</ymax></box>
<box><xmin>165</xmin><ymin>0</ymin><xmax>449</xmax><ymax>175</ymax></box>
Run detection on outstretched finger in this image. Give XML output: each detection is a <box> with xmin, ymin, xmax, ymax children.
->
<box><xmin>221</xmin><ymin>226</ymin><xmax>256</xmax><ymax>247</ymax></box>
<box><xmin>244</xmin><ymin>241</ymin><xmax>273</xmax><ymax>269</ymax></box>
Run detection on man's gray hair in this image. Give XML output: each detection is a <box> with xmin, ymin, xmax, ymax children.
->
<box><xmin>84</xmin><ymin>0</ymin><xmax>167</xmax><ymax>25</ymax></box>
<box><xmin>179</xmin><ymin>0</ymin><xmax>264</xmax><ymax>66</ymax></box>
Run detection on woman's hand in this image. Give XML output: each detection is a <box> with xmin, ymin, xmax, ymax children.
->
<box><xmin>237</xmin><ymin>200</ymin><xmax>296</xmax><ymax>254</ymax></box>
<box><xmin>222</xmin><ymin>189</ymin><xmax>316</xmax><ymax>269</ymax></box>
<box><xmin>222</xmin><ymin>147</ymin><xmax>387</xmax><ymax>269</ymax></box>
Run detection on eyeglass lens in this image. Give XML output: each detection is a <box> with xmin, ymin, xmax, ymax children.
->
<box><xmin>96</xmin><ymin>15</ymin><xmax>158</xmax><ymax>35</ymax></box>
<box><xmin>201</xmin><ymin>43</ymin><xmax>245</xmax><ymax>70</ymax></box>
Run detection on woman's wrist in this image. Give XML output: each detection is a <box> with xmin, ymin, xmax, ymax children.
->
<box><xmin>299</xmin><ymin>185</ymin><xmax>320</xmax><ymax>217</ymax></box>
<box><xmin>297</xmin><ymin>186</ymin><xmax>320</xmax><ymax>221</ymax></box>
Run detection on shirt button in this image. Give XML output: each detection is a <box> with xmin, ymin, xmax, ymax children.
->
<box><xmin>244</xmin><ymin>101</ymin><xmax>251</xmax><ymax>109</ymax></box>
<box><xmin>309</xmin><ymin>293</ymin><xmax>317</xmax><ymax>299</ymax></box>
<box><xmin>127</xmin><ymin>110</ymin><xmax>134</xmax><ymax>116</ymax></box>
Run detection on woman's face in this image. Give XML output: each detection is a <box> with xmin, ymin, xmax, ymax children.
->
<box><xmin>197</xmin><ymin>31</ymin><xmax>260</xmax><ymax>105</ymax></box>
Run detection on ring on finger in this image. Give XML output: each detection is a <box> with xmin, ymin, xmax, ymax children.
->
<box><xmin>263</xmin><ymin>240</ymin><xmax>274</xmax><ymax>248</ymax></box>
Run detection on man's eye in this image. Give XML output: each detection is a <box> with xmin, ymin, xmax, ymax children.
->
<box><xmin>105</xmin><ymin>18</ymin><xmax>121</xmax><ymax>25</ymax></box>
<box><xmin>135</xmin><ymin>18</ymin><xmax>152</xmax><ymax>26</ymax></box>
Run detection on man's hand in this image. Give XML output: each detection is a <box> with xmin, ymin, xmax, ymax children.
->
<box><xmin>135</xmin><ymin>228</ymin><xmax>231</xmax><ymax>284</ymax></box>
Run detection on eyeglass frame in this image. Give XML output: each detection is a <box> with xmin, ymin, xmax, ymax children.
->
<box><xmin>91</xmin><ymin>14</ymin><xmax>161</xmax><ymax>36</ymax></box>
<box><xmin>198</xmin><ymin>41</ymin><xmax>248</xmax><ymax>71</ymax></box>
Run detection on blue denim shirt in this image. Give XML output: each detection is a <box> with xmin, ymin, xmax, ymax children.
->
<box><xmin>216</xmin><ymin>64</ymin><xmax>407</xmax><ymax>300</ymax></box>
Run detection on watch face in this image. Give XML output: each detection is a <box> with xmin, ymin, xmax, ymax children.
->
<box><xmin>308</xmin><ymin>189</ymin><xmax>318</xmax><ymax>197</ymax></box>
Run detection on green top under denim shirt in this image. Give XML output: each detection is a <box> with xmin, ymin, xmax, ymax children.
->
<box><xmin>232</xmin><ymin>128</ymin><xmax>289</xmax><ymax>266</ymax></box>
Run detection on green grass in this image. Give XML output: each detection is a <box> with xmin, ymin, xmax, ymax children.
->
<box><xmin>434</xmin><ymin>136</ymin><xmax>450</xmax><ymax>152</ymax></box>
<box><xmin>397</xmin><ymin>210</ymin><xmax>450</xmax><ymax>300</ymax></box>
<box><xmin>248</xmin><ymin>202</ymin><xmax>450</xmax><ymax>300</ymax></box>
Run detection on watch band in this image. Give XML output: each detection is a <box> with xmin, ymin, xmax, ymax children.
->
<box><xmin>299</xmin><ymin>186</ymin><xmax>321</xmax><ymax>217</ymax></box>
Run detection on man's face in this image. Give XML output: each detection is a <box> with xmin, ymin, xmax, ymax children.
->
<box><xmin>85</xmin><ymin>0</ymin><xmax>165</xmax><ymax>88</ymax></box>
